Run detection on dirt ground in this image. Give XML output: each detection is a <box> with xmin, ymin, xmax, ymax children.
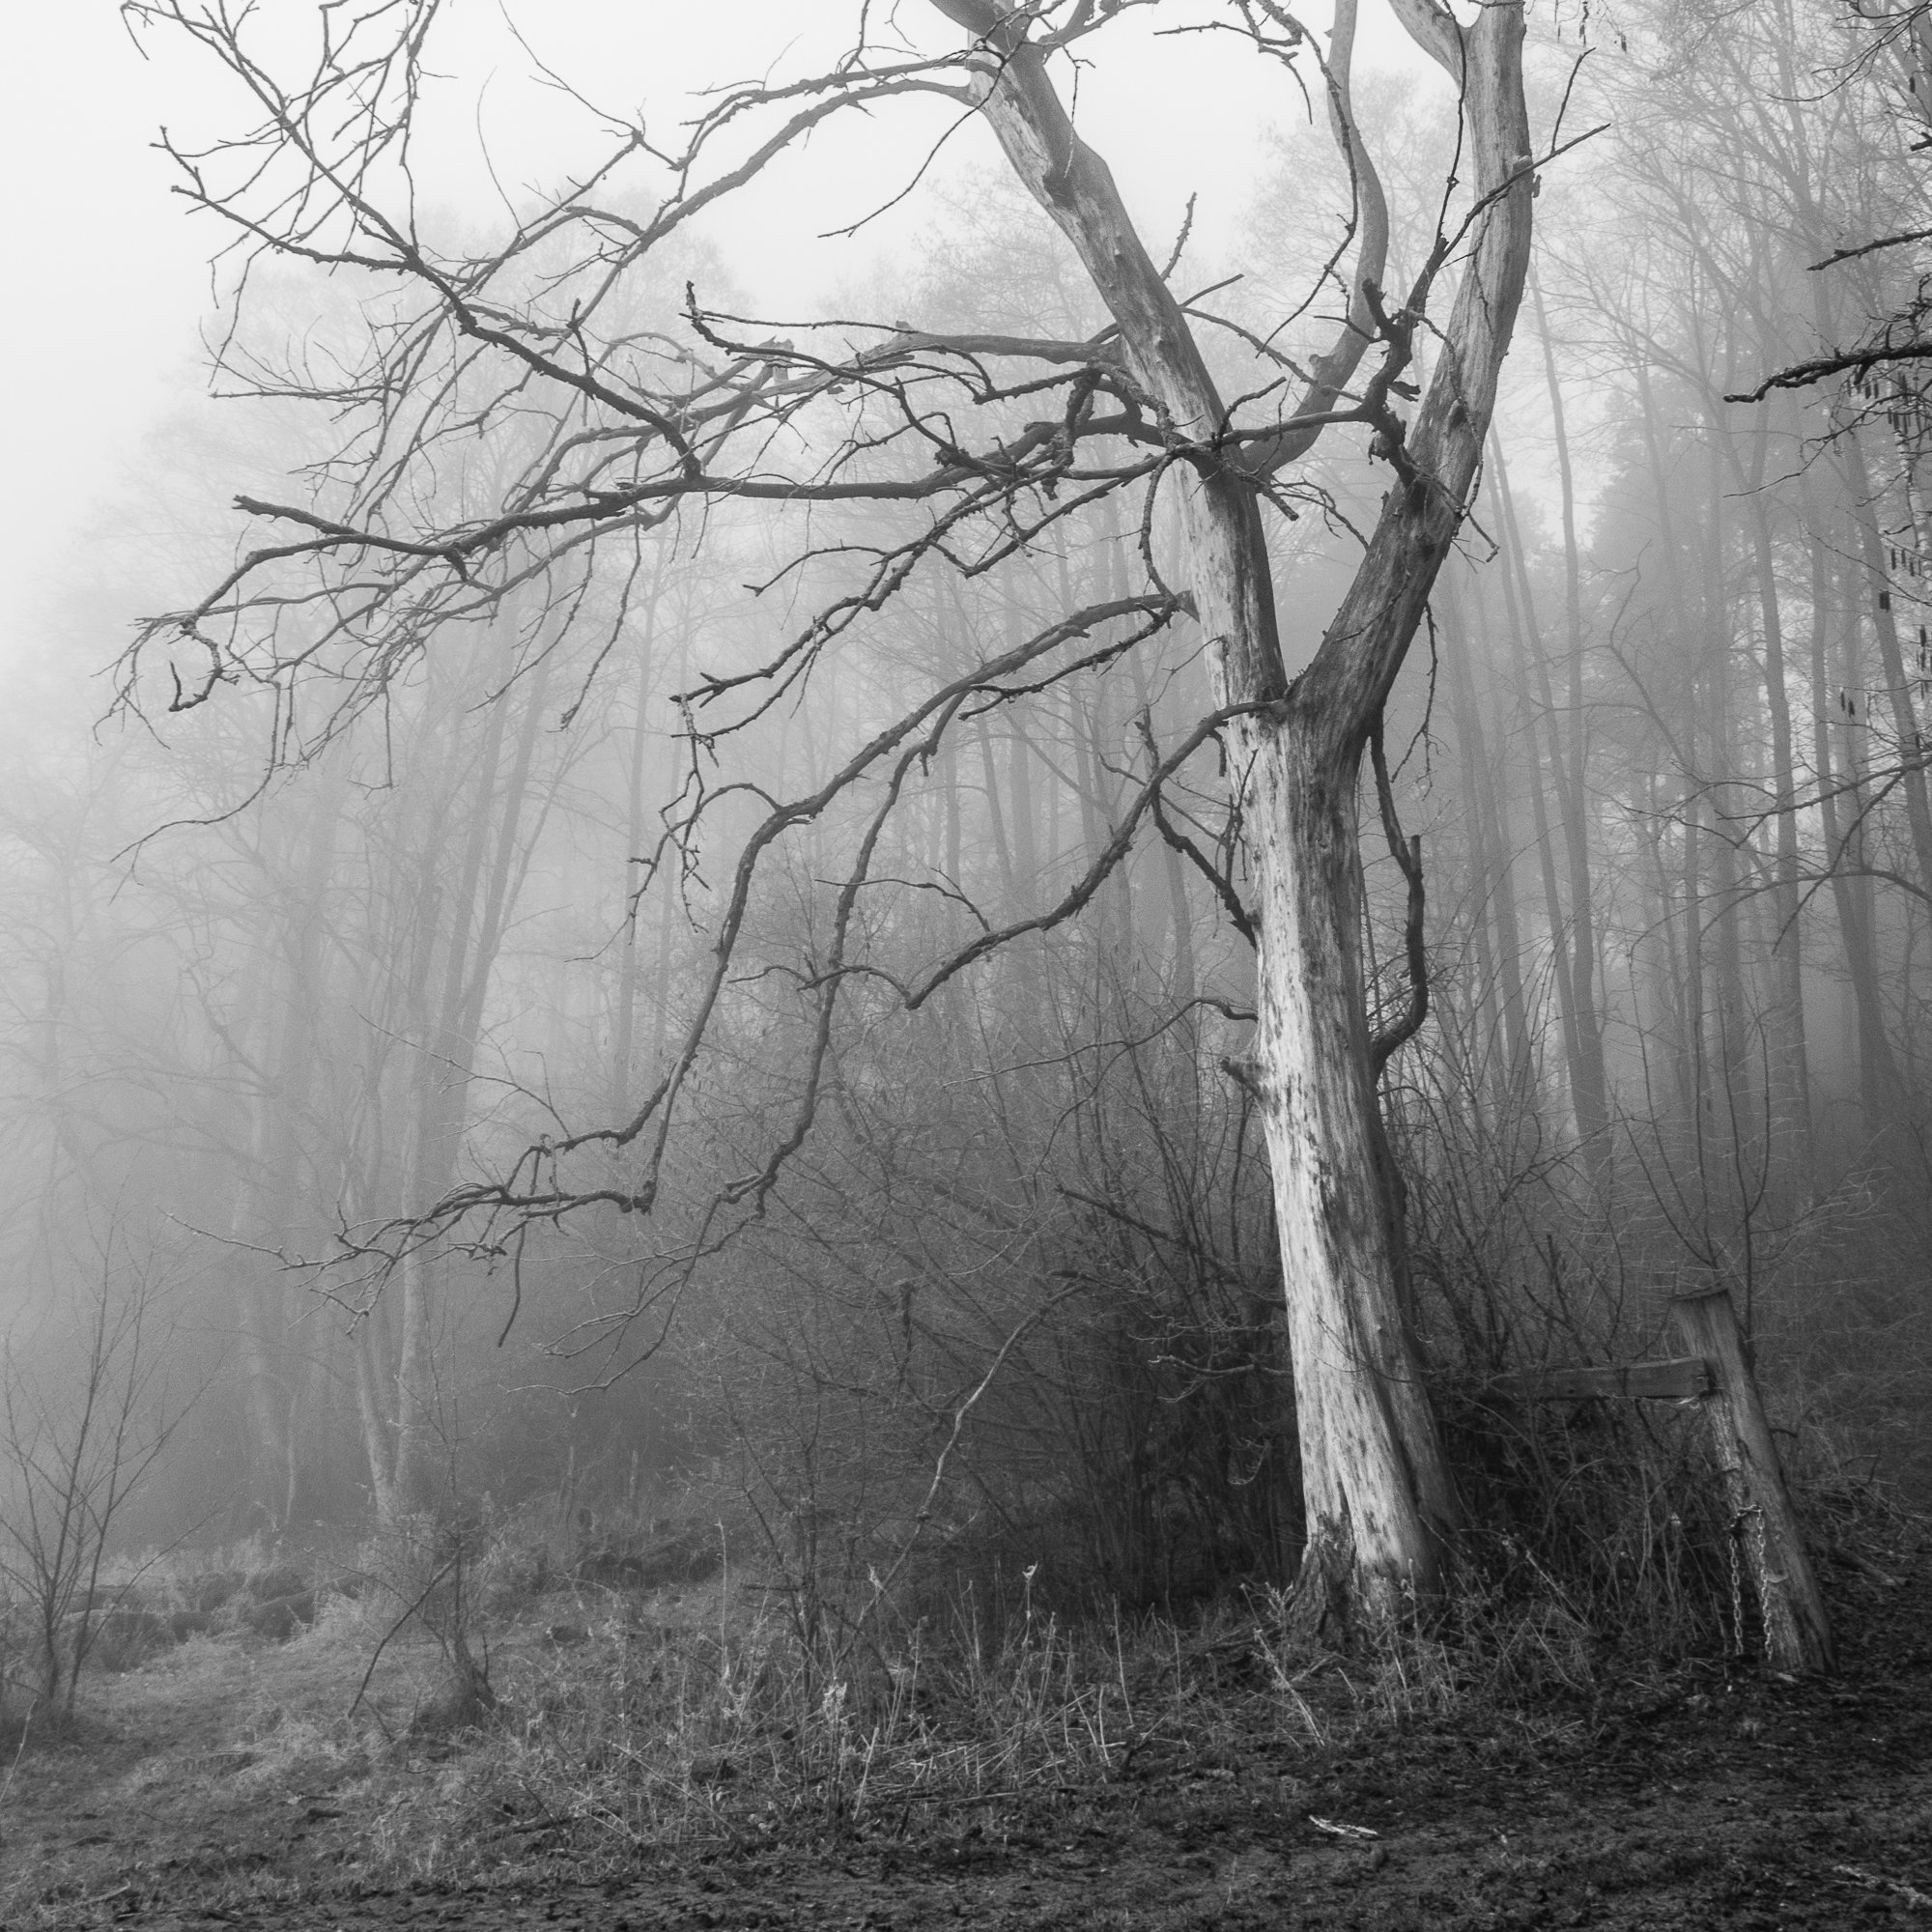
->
<box><xmin>3</xmin><ymin>1548</ymin><xmax>1927</xmax><ymax>1932</ymax></box>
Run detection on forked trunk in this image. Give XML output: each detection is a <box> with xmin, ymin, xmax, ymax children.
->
<box><xmin>1247</xmin><ymin>721</ymin><xmax>1457</xmax><ymax>1626</ymax></box>
<box><xmin>935</xmin><ymin>0</ymin><xmax>1532</xmax><ymax>1628</ymax></box>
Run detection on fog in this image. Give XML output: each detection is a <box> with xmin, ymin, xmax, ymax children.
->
<box><xmin>2</xmin><ymin>0</ymin><xmax>1926</xmax><ymax>1673</ymax></box>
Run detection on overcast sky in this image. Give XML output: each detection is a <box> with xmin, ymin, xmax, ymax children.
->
<box><xmin>0</xmin><ymin>3</ymin><xmax>1434</xmax><ymax>675</ymax></box>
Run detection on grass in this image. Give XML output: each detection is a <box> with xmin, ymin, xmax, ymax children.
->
<box><xmin>206</xmin><ymin>1571</ymin><xmax>1622</xmax><ymax>1878</ymax></box>
<box><xmin>0</xmin><ymin>1548</ymin><xmax>1475</xmax><ymax>1909</ymax></box>
<box><xmin>0</xmin><ymin>1463</ymin><xmax>1916</xmax><ymax>1920</ymax></box>
<box><xmin>357</xmin><ymin>1580</ymin><xmax>1295</xmax><ymax>1863</ymax></box>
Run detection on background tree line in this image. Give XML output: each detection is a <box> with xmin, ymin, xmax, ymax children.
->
<box><xmin>0</xmin><ymin>0</ymin><xmax>1926</xmax><ymax>1646</ymax></box>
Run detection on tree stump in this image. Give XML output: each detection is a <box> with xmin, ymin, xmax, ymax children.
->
<box><xmin>1670</xmin><ymin>1290</ymin><xmax>1834</xmax><ymax>1674</ymax></box>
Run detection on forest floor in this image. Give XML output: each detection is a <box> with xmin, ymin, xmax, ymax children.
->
<box><xmin>2</xmin><ymin>1523</ymin><xmax>1928</xmax><ymax>1932</ymax></box>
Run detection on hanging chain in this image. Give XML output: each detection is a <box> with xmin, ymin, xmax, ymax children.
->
<box><xmin>1748</xmin><ymin>1502</ymin><xmax>1776</xmax><ymax>1662</ymax></box>
<box><xmin>1726</xmin><ymin>1507</ymin><xmax>1748</xmax><ymax>1657</ymax></box>
<box><xmin>1725</xmin><ymin>1503</ymin><xmax>1767</xmax><ymax>1661</ymax></box>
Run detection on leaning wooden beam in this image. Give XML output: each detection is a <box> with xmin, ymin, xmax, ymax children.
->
<box><xmin>1481</xmin><ymin>1356</ymin><xmax>1716</xmax><ymax>1404</ymax></box>
<box><xmin>1670</xmin><ymin>1290</ymin><xmax>1836</xmax><ymax>1675</ymax></box>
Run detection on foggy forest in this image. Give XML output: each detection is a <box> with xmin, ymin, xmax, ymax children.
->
<box><xmin>2</xmin><ymin>1</ymin><xmax>1929</xmax><ymax>1926</ymax></box>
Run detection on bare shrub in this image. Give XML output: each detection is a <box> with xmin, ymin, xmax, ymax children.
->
<box><xmin>0</xmin><ymin>1255</ymin><xmax>197</xmax><ymax>1725</ymax></box>
<box><xmin>350</xmin><ymin>1507</ymin><xmax>496</xmax><ymax>1739</ymax></box>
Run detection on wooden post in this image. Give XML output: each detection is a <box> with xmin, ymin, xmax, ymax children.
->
<box><xmin>1670</xmin><ymin>1290</ymin><xmax>1835</xmax><ymax>1675</ymax></box>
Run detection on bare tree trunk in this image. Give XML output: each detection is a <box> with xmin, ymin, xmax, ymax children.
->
<box><xmin>1700</xmin><ymin>436</ymin><xmax>1758</xmax><ymax>1148</ymax></box>
<box><xmin>392</xmin><ymin>616</ymin><xmax>559</xmax><ymax>1516</ymax></box>
<box><xmin>1112</xmin><ymin>628</ymin><xmax>1200</xmax><ymax>1017</ymax></box>
<box><xmin>1635</xmin><ymin>767</ymin><xmax>1693</xmax><ymax>1120</ymax></box>
<box><xmin>1484</xmin><ymin>444</ymin><xmax>1607</xmax><ymax>1151</ymax></box>
<box><xmin>229</xmin><ymin>771</ymin><xmax>346</xmax><ymax>1529</ymax></box>
<box><xmin>1489</xmin><ymin>453</ymin><xmax>1590</xmax><ymax>1139</ymax></box>
<box><xmin>611</xmin><ymin>564</ymin><xmax>666</xmax><ymax>1120</ymax></box>
<box><xmin>1245</xmin><ymin>712</ymin><xmax>1462</xmax><ymax>1621</ymax></box>
<box><xmin>1440</xmin><ymin>566</ymin><xmax>1531</xmax><ymax>1107</ymax></box>
<box><xmin>1838</xmin><ymin>419</ymin><xmax>1932</xmax><ymax>895</ymax></box>
<box><xmin>1630</xmin><ymin>366</ymin><xmax>1720</xmax><ymax>1151</ymax></box>
<box><xmin>1009</xmin><ymin>720</ymin><xmax>1040</xmax><ymax>912</ymax></box>
<box><xmin>1805</xmin><ymin>491</ymin><xmax>1913</xmax><ymax>1150</ymax></box>
<box><xmin>342</xmin><ymin>1329</ymin><xmax>387</xmax><ymax>1528</ymax></box>
<box><xmin>973</xmin><ymin>714</ymin><xmax>1017</xmax><ymax>906</ymax></box>
<box><xmin>934</xmin><ymin>0</ymin><xmax>1532</xmax><ymax>1621</ymax></box>
<box><xmin>1739</xmin><ymin>439</ymin><xmax>1813</xmax><ymax>1165</ymax></box>
<box><xmin>1528</xmin><ymin>278</ymin><xmax>1611</xmax><ymax>1160</ymax></box>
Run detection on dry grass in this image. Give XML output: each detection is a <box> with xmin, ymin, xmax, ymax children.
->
<box><xmin>366</xmin><ymin>1582</ymin><xmax>1186</xmax><ymax>1864</ymax></box>
<box><xmin>335</xmin><ymin>1548</ymin><xmax>1672</xmax><ymax>1882</ymax></box>
<box><xmin>6</xmin><ymin>1463</ymin><xmax>1900</xmax><ymax>1916</ymax></box>
<box><xmin>0</xmin><ymin>1543</ymin><xmax>1448</xmax><ymax>1906</ymax></box>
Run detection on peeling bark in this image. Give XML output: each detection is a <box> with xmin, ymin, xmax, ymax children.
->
<box><xmin>932</xmin><ymin>0</ymin><xmax>1533</xmax><ymax>1622</ymax></box>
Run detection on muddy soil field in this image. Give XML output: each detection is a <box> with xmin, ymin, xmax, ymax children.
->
<box><xmin>4</xmin><ymin>1550</ymin><xmax>1927</xmax><ymax>1932</ymax></box>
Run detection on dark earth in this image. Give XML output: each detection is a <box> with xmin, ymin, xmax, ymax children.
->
<box><xmin>4</xmin><ymin>1548</ymin><xmax>1926</xmax><ymax>1931</ymax></box>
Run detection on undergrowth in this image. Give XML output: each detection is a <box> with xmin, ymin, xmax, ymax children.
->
<box><xmin>6</xmin><ymin>1458</ymin><xmax>1920</xmax><ymax>1913</ymax></box>
<box><xmin>345</xmin><ymin>1545</ymin><xmax>1715</xmax><ymax>1882</ymax></box>
<box><xmin>348</xmin><ymin>1451</ymin><xmax>1932</xmax><ymax>1882</ymax></box>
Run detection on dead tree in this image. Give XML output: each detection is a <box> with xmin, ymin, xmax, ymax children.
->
<box><xmin>122</xmin><ymin>0</ymin><xmax>1544</xmax><ymax>1630</ymax></box>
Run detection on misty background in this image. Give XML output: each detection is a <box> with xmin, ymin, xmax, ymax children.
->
<box><xmin>2</xmin><ymin>0</ymin><xmax>1926</xmax><ymax>1620</ymax></box>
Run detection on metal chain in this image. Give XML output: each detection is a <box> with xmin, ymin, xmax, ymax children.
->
<box><xmin>1748</xmin><ymin>1503</ymin><xmax>1776</xmax><ymax>1662</ymax></box>
<box><xmin>1726</xmin><ymin>1507</ymin><xmax>1748</xmax><ymax>1657</ymax></box>
<box><xmin>1725</xmin><ymin>1503</ymin><xmax>1768</xmax><ymax>1661</ymax></box>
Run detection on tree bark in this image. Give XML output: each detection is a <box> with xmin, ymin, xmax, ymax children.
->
<box><xmin>931</xmin><ymin>0</ymin><xmax>1533</xmax><ymax>1622</ymax></box>
<box><xmin>1488</xmin><ymin>450</ymin><xmax>1592</xmax><ymax>1139</ymax></box>
<box><xmin>1804</xmin><ymin>477</ymin><xmax>1913</xmax><ymax>1151</ymax></box>
<box><xmin>392</xmin><ymin>614</ymin><xmax>558</xmax><ymax>1517</ymax></box>
<box><xmin>1528</xmin><ymin>277</ymin><xmax>1612</xmax><ymax>1162</ymax></box>
<box><xmin>1837</xmin><ymin>418</ymin><xmax>1932</xmax><ymax>895</ymax></box>
<box><xmin>1738</xmin><ymin>433</ymin><xmax>1813</xmax><ymax>1166</ymax></box>
<box><xmin>1490</xmin><ymin>436</ymin><xmax>1608</xmax><ymax>1150</ymax></box>
<box><xmin>1699</xmin><ymin>435</ymin><xmax>1754</xmax><ymax>1127</ymax></box>
<box><xmin>611</xmin><ymin>559</ymin><xmax>667</xmax><ymax>1121</ymax></box>
<box><xmin>1440</xmin><ymin>565</ymin><xmax>1531</xmax><ymax>1110</ymax></box>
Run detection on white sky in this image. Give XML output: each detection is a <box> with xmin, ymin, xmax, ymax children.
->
<box><xmin>0</xmin><ymin>2</ymin><xmax>1437</xmax><ymax>667</ymax></box>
